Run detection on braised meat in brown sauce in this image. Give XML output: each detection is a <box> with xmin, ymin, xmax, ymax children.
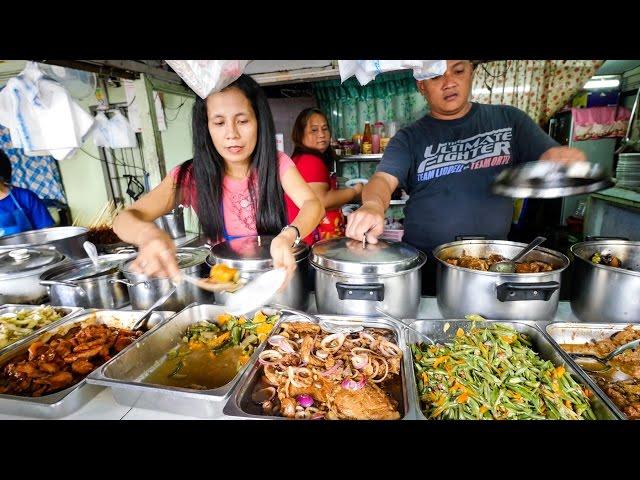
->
<box><xmin>0</xmin><ymin>323</ymin><xmax>141</xmax><ymax>397</ymax></box>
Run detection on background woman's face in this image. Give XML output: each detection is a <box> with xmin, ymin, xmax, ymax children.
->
<box><xmin>206</xmin><ymin>87</ymin><xmax>258</xmax><ymax>166</ymax></box>
<box><xmin>302</xmin><ymin>113</ymin><xmax>330</xmax><ymax>153</ymax></box>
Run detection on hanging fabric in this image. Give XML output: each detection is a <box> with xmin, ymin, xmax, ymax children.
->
<box><xmin>0</xmin><ymin>124</ymin><xmax>66</xmax><ymax>202</ymax></box>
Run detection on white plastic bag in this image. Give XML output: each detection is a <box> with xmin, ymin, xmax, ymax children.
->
<box><xmin>165</xmin><ymin>60</ymin><xmax>250</xmax><ymax>99</ymax></box>
<box><xmin>107</xmin><ymin>111</ymin><xmax>138</xmax><ymax>149</ymax></box>
<box><xmin>91</xmin><ymin>111</ymin><xmax>111</xmax><ymax>148</ymax></box>
<box><xmin>338</xmin><ymin>60</ymin><xmax>447</xmax><ymax>85</ymax></box>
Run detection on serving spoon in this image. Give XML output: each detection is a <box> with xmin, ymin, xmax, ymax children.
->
<box><xmin>488</xmin><ymin>236</ymin><xmax>546</xmax><ymax>273</ymax></box>
<box><xmin>569</xmin><ymin>338</ymin><xmax>640</xmax><ymax>373</ymax></box>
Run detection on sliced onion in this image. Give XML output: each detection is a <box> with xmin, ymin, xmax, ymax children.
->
<box><xmin>288</xmin><ymin>366</ymin><xmax>313</xmax><ymax>388</ymax></box>
<box><xmin>268</xmin><ymin>335</ymin><xmax>295</xmax><ymax>354</ymax></box>
<box><xmin>341</xmin><ymin>375</ymin><xmax>366</xmax><ymax>391</ymax></box>
<box><xmin>315</xmin><ymin>350</ymin><xmax>329</xmax><ymax>360</ymax></box>
<box><xmin>258</xmin><ymin>350</ymin><xmax>283</xmax><ymax>365</ymax></box>
<box><xmin>370</xmin><ymin>358</ymin><xmax>389</xmax><ymax>383</ymax></box>
<box><xmin>359</xmin><ymin>331</ymin><xmax>375</xmax><ymax>343</ymax></box>
<box><xmin>296</xmin><ymin>394</ymin><xmax>314</xmax><ymax>408</ymax></box>
<box><xmin>320</xmin><ymin>333</ymin><xmax>346</xmax><ymax>353</ymax></box>
<box><xmin>251</xmin><ymin>386</ymin><xmax>276</xmax><ymax>404</ymax></box>
<box><xmin>378</xmin><ymin>340</ymin><xmax>402</xmax><ymax>358</ymax></box>
<box><xmin>321</xmin><ymin>359</ymin><xmax>343</xmax><ymax>377</ymax></box>
<box><xmin>311</xmin><ymin>412</ymin><xmax>325</xmax><ymax>420</ymax></box>
<box><xmin>351</xmin><ymin>353</ymin><xmax>369</xmax><ymax>370</ymax></box>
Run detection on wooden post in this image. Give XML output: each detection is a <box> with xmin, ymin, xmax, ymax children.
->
<box><xmin>134</xmin><ymin>73</ymin><xmax>166</xmax><ymax>188</ymax></box>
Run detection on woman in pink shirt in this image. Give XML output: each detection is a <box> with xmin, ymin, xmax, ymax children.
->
<box><xmin>114</xmin><ymin>74</ymin><xmax>324</xmax><ymax>281</ymax></box>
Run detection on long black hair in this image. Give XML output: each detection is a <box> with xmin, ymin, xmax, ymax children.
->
<box><xmin>175</xmin><ymin>74</ymin><xmax>287</xmax><ymax>241</ymax></box>
<box><xmin>291</xmin><ymin>107</ymin><xmax>338</xmax><ymax>171</ymax></box>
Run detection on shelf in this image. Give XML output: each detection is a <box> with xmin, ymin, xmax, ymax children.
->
<box><xmin>338</xmin><ymin>154</ymin><xmax>383</xmax><ymax>163</ymax></box>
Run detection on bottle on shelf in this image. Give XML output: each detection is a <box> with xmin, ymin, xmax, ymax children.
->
<box><xmin>361</xmin><ymin>121</ymin><xmax>372</xmax><ymax>154</ymax></box>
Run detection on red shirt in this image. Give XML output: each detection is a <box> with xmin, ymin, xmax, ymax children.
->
<box><xmin>284</xmin><ymin>152</ymin><xmax>345</xmax><ymax>246</ymax></box>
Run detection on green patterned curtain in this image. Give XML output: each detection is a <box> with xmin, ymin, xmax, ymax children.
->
<box><xmin>313</xmin><ymin>70</ymin><xmax>427</xmax><ymax>140</ymax></box>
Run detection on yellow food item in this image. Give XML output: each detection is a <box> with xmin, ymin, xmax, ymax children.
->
<box><xmin>256</xmin><ymin>323</ymin><xmax>273</xmax><ymax>335</ymax></box>
<box><xmin>217</xmin><ymin>314</ymin><xmax>232</xmax><ymax>325</ymax></box>
<box><xmin>209</xmin><ymin>264</ymin><xmax>238</xmax><ymax>283</ymax></box>
<box><xmin>253</xmin><ymin>311</ymin><xmax>267</xmax><ymax>324</ymax></box>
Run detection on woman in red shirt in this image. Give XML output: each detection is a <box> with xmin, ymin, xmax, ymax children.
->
<box><xmin>285</xmin><ymin>108</ymin><xmax>363</xmax><ymax>245</ymax></box>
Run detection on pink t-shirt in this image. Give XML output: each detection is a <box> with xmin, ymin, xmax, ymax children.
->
<box><xmin>170</xmin><ymin>151</ymin><xmax>295</xmax><ymax>238</ymax></box>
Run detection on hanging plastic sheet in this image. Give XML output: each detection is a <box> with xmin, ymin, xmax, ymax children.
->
<box><xmin>165</xmin><ymin>60</ymin><xmax>250</xmax><ymax>99</ymax></box>
<box><xmin>338</xmin><ymin>60</ymin><xmax>447</xmax><ymax>86</ymax></box>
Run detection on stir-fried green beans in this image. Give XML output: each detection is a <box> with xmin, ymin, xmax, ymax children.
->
<box><xmin>412</xmin><ymin>323</ymin><xmax>596</xmax><ymax>420</ymax></box>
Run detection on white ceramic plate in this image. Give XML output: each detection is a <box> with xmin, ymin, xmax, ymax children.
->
<box><xmin>345</xmin><ymin>178</ymin><xmax>369</xmax><ymax>187</ymax></box>
<box><xmin>224</xmin><ymin>268</ymin><xmax>287</xmax><ymax>316</ymax></box>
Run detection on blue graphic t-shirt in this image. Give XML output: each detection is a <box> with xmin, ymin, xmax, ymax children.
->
<box><xmin>0</xmin><ymin>187</ymin><xmax>55</xmax><ymax>236</ymax></box>
<box><xmin>377</xmin><ymin>103</ymin><xmax>558</xmax><ymax>254</ymax></box>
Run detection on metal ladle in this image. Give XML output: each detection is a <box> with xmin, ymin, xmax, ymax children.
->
<box><xmin>569</xmin><ymin>338</ymin><xmax>640</xmax><ymax>373</ymax></box>
<box><xmin>83</xmin><ymin>241</ymin><xmax>100</xmax><ymax>267</ymax></box>
<box><xmin>488</xmin><ymin>236</ymin><xmax>547</xmax><ymax>273</ymax></box>
<box><xmin>269</xmin><ymin>304</ymin><xmax>363</xmax><ymax>334</ymax></box>
<box><xmin>131</xmin><ymin>284</ymin><xmax>177</xmax><ymax>331</ymax></box>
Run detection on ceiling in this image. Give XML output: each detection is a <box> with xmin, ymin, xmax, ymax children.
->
<box><xmin>596</xmin><ymin>60</ymin><xmax>640</xmax><ymax>75</ymax></box>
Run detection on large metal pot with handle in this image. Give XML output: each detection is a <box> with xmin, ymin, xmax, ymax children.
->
<box><xmin>310</xmin><ymin>237</ymin><xmax>426</xmax><ymax>318</ymax></box>
<box><xmin>0</xmin><ymin>226</ymin><xmax>89</xmax><ymax>259</ymax></box>
<box><xmin>206</xmin><ymin>235</ymin><xmax>310</xmax><ymax>311</ymax></box>
<box><xmin>39</xmin><ymin>252</ymin><xmax>135</xmax><ymax>309</ymax></box>
<box><xmin>570</xmin><ymin>238</ymin><xmax>640</xmax><ymax>323</ymax></box>
<box><xmin>434</xmin><ymin>239</ymin><xmax>569</xmax><ymax>321</ymax></box>
<box><xmin>119</xmin><ymin>247</ymin><xmax>214</xmax><ymax>311</ymax></box>
<box><xmin>0</xmin><ymin>247</ymin><xmax>66</xmax><ymax>304</ymax></box>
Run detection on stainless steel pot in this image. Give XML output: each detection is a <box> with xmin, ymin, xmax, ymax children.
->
<box><xmin>310</xmin><ymin>238</ymin><xmax>426</xmax><ymax>318</ymax></box>
<box><xmin>0</xmin><ymin>226</ymin><xmax>89</xmax><ymax>259</ymax></box>
<box><xmin>119</xmin><ymin>247</ymin><xmax>214</xmax><ymax>310</ymax></box>
<box><xmin>206</xmin><ymin>235</ymin><xmax>309</xmax><ymax>311</ymax></box>
<box><xmin>570</xmin><ymin>239</ymin><xmax>640</xmax><ymax>323</ymax></box>
<box><xmin>39</xmin><ymin>253</ymin><xmax>135</xmax><ymax>309</ymax></box>
<box><xmin>434</xmin><ymin>240</ymin><xmax>569</xmax><ymax>321</ymax></box>
<box><xmin>154</xmin><ymin>207</ymin><xmax>185</xmax><ymax>239</ymax></box>
<box><xmin>0</xmin><ymin>247</ymin><xmax>66</xmax><ymax>304</ymax></box>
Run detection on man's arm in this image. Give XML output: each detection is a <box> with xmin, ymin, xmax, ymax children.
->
<box><xmin>345</xmin><ymin>172</ymin><xmax>398</xmax><ymax>244</ymax></box>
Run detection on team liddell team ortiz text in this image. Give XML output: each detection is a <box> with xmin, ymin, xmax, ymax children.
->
<box><xmin>417</xmin><ymin>128</ymin><xmax>513</xmax><ymax>182</ymax></box>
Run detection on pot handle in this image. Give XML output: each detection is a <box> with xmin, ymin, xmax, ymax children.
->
<box><xmin>336</xmin><ymin>282</ymin><xmax>384</xmax><ymax>301</ymax></box>
<box><xmin>496</xmin><ymin>281</ymin><xmax>559</xmax><ymax>302</ymax></box>
<box><xmin>584</xmin><ymin>236</ymin><xmax>629</xmax><ymax>241</ymax></box>
<box><xmin>455</xmin><ymin>234</ymin><xmax>487</xmax><ymax>241</ymax></box>
<box><xmin>109</xmin><ymin>279</ymin><xmax>151</xmax><ymax>288</ymax></box>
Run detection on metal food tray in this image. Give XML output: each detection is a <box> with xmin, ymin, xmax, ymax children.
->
<box><xmin>405</xmin><ymin>319</ymin><xmax>620</xmax><ymax>420</ymax></box>
<box><xmin>87</xmin><ymin>304</ymin><xmax>282</xmax><ymax>418</ymax></box>
<box><xmin>0</xmin><ymin>308</ymin><xmax>175</xmax><ymax>419</ymax></box>
<box><xmin>545</xmin><ymin>322</ymin><xmax>640</xmax><ymax>419</ymax></box>
<box><xmin>0</xmin><ymin>304</ymin><xmax>84</xmax><ymax>357</ymax></box>
<box><xmin>223</xmin><ymin>314</ymin><xmax>414</xmax><ymax>420</ymax></box>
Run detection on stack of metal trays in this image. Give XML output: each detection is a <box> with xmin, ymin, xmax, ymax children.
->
<box><xmin>616</xmin><ymin>153</ymin><xmax>640</xmax><ymax>190</ymax></box>
<box><xmin>87</xmin><ymin>304</ymin><xmax>283</xmax><ymax>418</ymax></box>
<box><xmin>546</xmin><ymin>322</ymin><xmax>640</xmax><ymax>420</ymax></box>
<box><xmin>0</xmin><ymin>309</ymin><xmax>174</xmax><ymax>418</ymax></box>
<box><xmin>404</xmin><ymin>319</ymin><xmax>621</xmax><ymax>420</ymax></box>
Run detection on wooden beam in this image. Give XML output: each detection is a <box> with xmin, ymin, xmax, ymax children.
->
<box><xmin>88</xmin><ymin>60</ymin><xmax>183</xmax><ymax>85</ymax></box>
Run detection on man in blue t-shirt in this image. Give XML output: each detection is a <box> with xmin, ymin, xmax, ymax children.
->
<box><xmin>345</xmin><ymin>60</ymin><xmax>586</xmax><ymax>294</ymax></box>
<box><xmin>0</xmin><ymin>149</ymin><xmax>55</xmax><ymax>237</ymax></box>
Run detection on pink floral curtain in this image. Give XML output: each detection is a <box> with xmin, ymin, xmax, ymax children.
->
<box><xmin>471</xmin><ymin>60</ymin><xmax>604</xmax><ymax>125</ymax></box>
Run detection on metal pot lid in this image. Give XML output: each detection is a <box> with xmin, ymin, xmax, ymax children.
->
<box><xmin>48</xmin><ymin>253</ymin><xmax>136</xmax><ymax>282</ymax></box>
<box><xmin>491</xmin><ymin>161</ymin><xmax>614</xmax><ymax>198</ymax></box>
<box><xmin>0</xmin><ymin>248</ymin><xmax>64</xmax><ymax>276</ymax></box>
<box><xmin>310</xmin><ymin>237</ymin><xmax>424</xmax><ymax>275</ymax></box>
<box><xmin>207</xmin><ymin>235</ymin><xmax>309</xmax><ymax>271</ymax></box>
<box><xmin>122</xmin><ymin>246</ymin><xmax>208</xmax><ymax>273</ymax></box>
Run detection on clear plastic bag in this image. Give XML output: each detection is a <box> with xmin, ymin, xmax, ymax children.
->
<box><xmin>338</xmin><ymin>60</ymin><xmax>446</xmax><ymax>85</ymax></box>
<box><xmin>165</xmin><ymin>60</ymin><xmax>250</xmax><ymax>99</ymax></box>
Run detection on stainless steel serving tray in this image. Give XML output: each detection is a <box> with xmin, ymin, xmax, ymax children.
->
<box><xmin>0</xmin><ymin>304</ymin><xmax>84</xmax><ymax>357</ymax></box>
<box><xmin>545</xmin><ymin>322</ymin><xmax>640</xmax><ymax>420</ymax></box>
<box><xmin>0</xmin><ymin>308</ymin><xmax>174</xmax><ymax>419</ymax></box>
<box><xmin>405</xmin><ymin>319</ymin><xmax>620</xmax><ymax>420</ymax></box>
<box><xmin>223</xmin><ymin>314</ymin><xmax>414</xmax><ymax>420</ymax></box>
<box><xmin>87</xmin><ymin>304</ymin><xmax>282</xmax><ymax>418</ymax></box>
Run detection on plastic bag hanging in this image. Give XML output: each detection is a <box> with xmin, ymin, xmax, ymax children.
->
<box><xmin>91</xmin><ymin>111</ymin><xmax>111</xmax><ymax>147</ymax></box>
<box><xmin>165</xmin><ymin>60</ymin><xmax>250</xmax><ymax>99</ymax></box>
<box><xmin>338</xmin><ymin>60</ymin><xmax>447</xmax><ymax>85</ymax></box>
<box><xmin>107</xmin><ymin>111</ymin><xmax>137</xmax><ymax>149</ymax></box>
